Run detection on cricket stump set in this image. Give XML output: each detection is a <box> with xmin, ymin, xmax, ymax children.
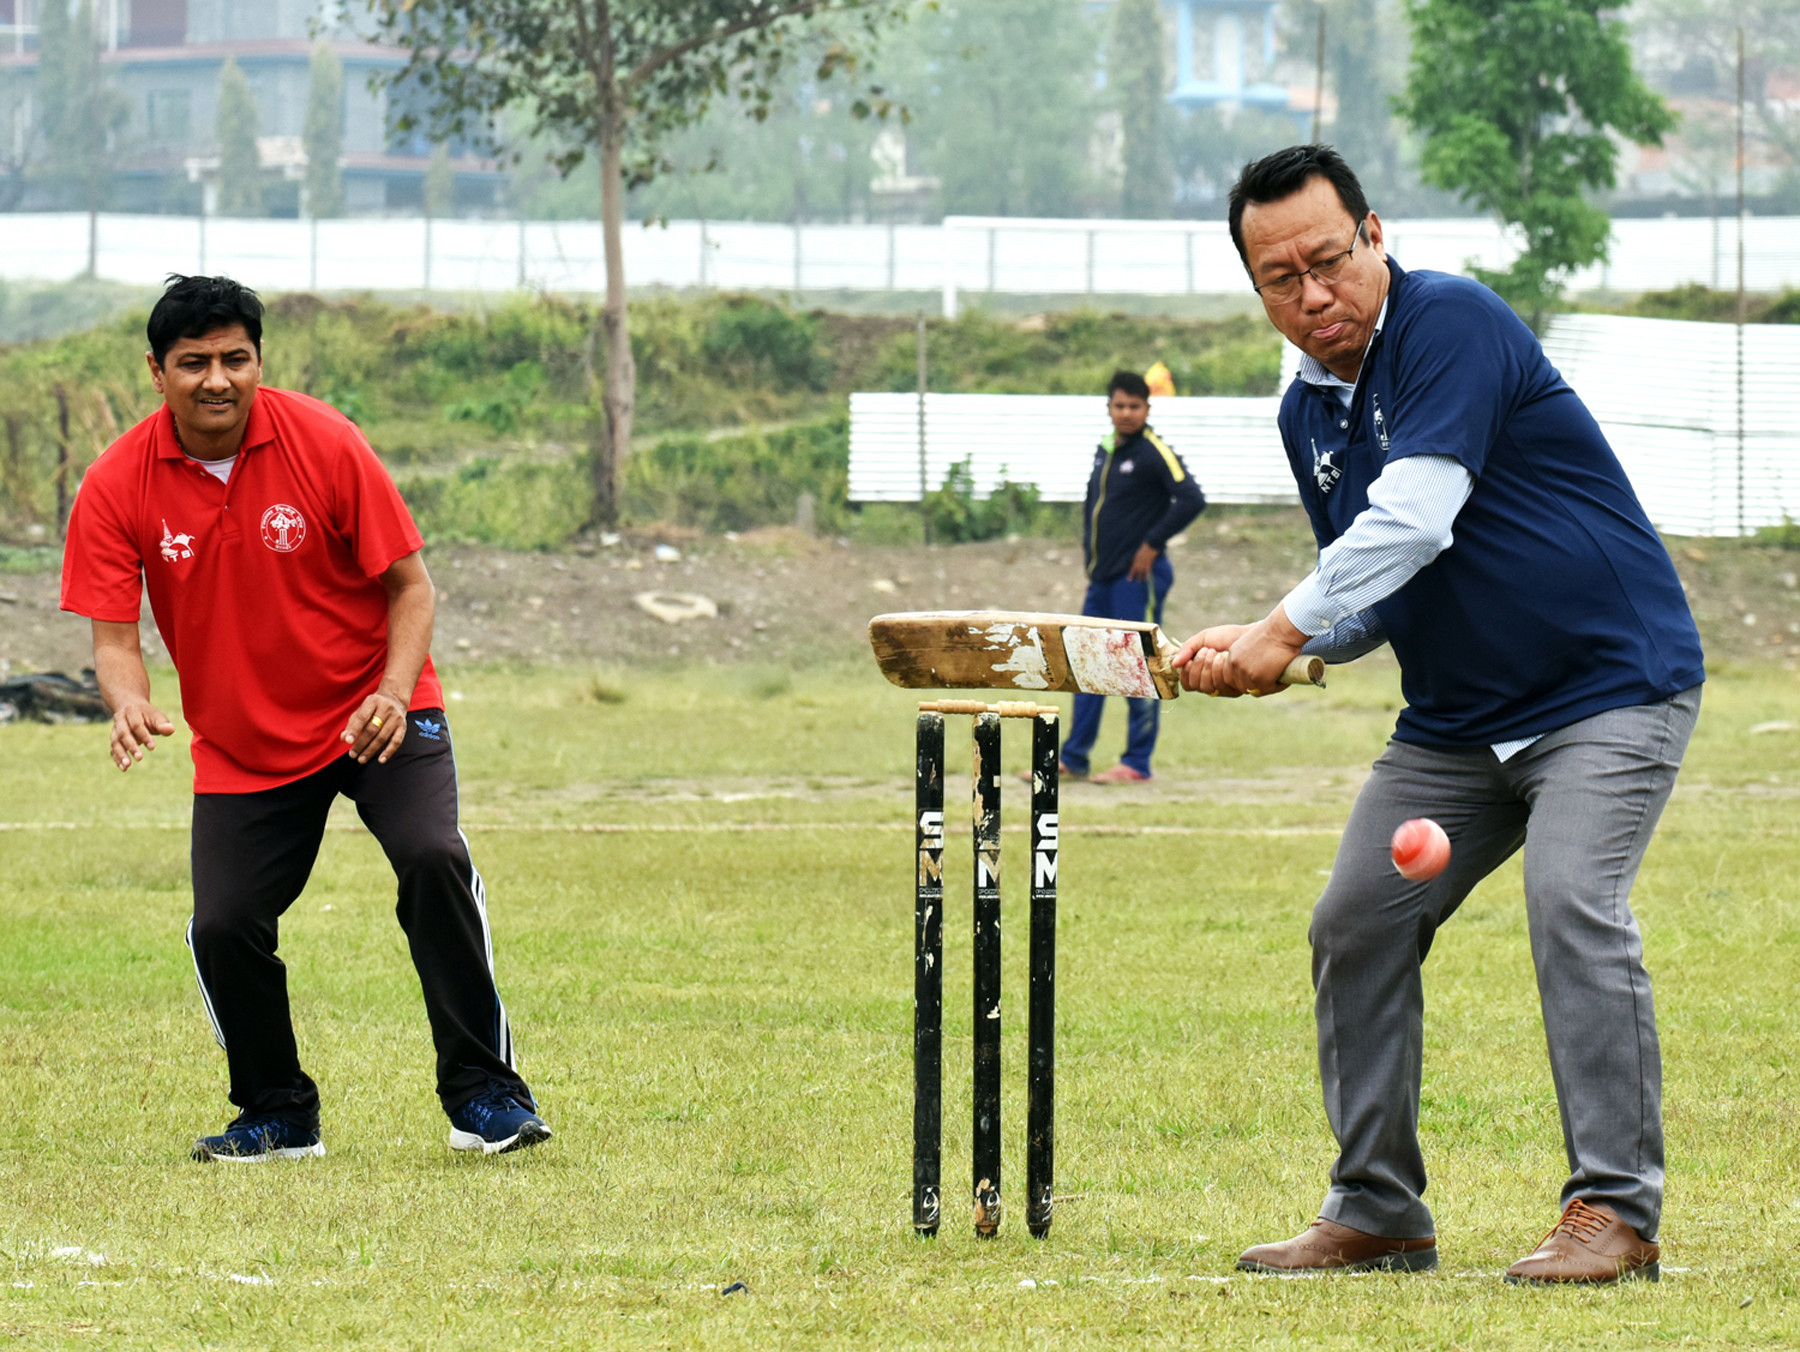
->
<box><xmin>912</xmin><ymin>700</ymin><xmax>1059</xmax><ymax>1239</ymax></box>
<box><xmin>870</xmin><ymin>610</ymin><xmax>1326</xmax><ymax>1241</ymax></box>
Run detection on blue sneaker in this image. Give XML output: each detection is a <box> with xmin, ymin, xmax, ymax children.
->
<box><xmin>192</xmin><ymin>1114</ymin><xmax>324</xmax><ymax>1163</ymax></box>
<box><xmin>448</xmin><ymin>1084</ymin><xmax>551</xmax><ymax>1155</ymax></box>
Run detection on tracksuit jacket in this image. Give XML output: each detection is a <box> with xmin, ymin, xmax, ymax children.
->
<box><xmin>1081</xmin><ymin>426</ymin><xmax>1206</xmax><ymax>581</ymax></box>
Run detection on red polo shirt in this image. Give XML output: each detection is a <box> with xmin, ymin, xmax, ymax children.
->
<box><xmin>61</xmin><ymin>386</ymin><xmax>444</xmax><ymax>793</ymax></box>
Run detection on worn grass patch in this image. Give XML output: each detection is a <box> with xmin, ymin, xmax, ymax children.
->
<box><xmin>1</xmin><ymin>663</ymin><xmax>1796</xmax><ymax>1348</ymax></box>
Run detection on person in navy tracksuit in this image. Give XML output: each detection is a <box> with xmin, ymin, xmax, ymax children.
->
<box><xmin>1063</xmin><ymin>370</ymin><xmax>1206</xmax><ymax>782</ymax></box>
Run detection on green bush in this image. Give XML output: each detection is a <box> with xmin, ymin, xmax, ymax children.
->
<box><xmin>923</xmin><ymin>458</ymin><xmax>1044</xmax><ymax>543</ymax></box>
<box><xmin>1760</xmin><ymin>291</ymin><xmax>1800</xmax><ymax>324</ymax></box>
<box><xmin>624</xmin><ymin>416</ymin><xmax>849</xmax><ymax>535</ymax></box>
<box><xmin>444</xmin><ymin>360</ymin><xmax>548</xmax><ymax>433</ymax></box>
<box><xmin>1613</xmin><ymin>285</ymin><xmax>1800</xmax><ymax>325</ymax></box>
<box><xmin>389</xmin><ymin>295</ymin><xmax>593</xmax><ymax>385</ymax></box>
<box><xmin>702</xmin><ymin>297</ymin><xmax>830</xmax><ymax>391</ymax></box>
<box><xmin>398</xmin><ymin>457</ymin><xmax>590</xmax><ymax>550</ymax></box>
<box><xmin>1754</xmin><ymin>519</ymin><xmax>1800</xmax><ymax>550</ymax></box>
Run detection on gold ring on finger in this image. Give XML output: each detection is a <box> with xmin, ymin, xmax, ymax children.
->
<box><xmin>370</xmin><ymin>716</ymin><xmax>384</xmax><ymax>729</ymax></box>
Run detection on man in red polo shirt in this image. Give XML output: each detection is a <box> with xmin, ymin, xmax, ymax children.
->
<box><xmin>61</xmin><ymin>274</ymin><xmax>550</xmax><ymax>1161</ymax></box>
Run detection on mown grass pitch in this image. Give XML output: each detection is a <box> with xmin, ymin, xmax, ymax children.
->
<box><xmin>2</xmin><ymin>659</ymin><xmax>1796</xmax><ymax>1348</ymax></box>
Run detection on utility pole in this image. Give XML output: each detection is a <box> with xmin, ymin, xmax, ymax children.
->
<box><xmin>1736</xmin><ymin>25</ymin><xmax>1746</xmax><ymax>537</ymax></box>
<box><xmin>1311</xmin><ymin>5</ymin><xmax>1327</xmax><ymax>144</ymax></box>
<box><xmin>917</xmin><ymin>313</ymin><xmax>931</xmax><ymax>545</ymax></box>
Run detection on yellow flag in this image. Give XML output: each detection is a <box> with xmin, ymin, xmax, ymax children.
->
<box><xmin>1144</xmin><ymin>361</ymin><xmax>1176</xmax><ymax>398</ymax></box>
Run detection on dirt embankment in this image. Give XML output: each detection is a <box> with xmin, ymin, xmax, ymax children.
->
<box><xmin>2</xmin><ymin>512</ymin><xmax>1796</xmax><ymax>678</ymax></box>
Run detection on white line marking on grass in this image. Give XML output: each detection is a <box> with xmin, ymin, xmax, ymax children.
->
<box><xmin>200</xmin><ymin>1270</ymin><xmax>274</xmax><ymax>1285</ymax></box>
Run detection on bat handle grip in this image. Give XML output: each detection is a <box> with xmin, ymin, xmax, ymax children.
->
<box><xmin>1278</xmin><ymin>655</ymin><xmax>1327</xmax><ymax>688</ymax></box>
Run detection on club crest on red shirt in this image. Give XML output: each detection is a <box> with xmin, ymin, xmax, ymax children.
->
<box><xmin>261</xmin><ymin>503</ymin><xmax>307</xmax><ymax>553</ymax></box>
<box><xmin>159</xmin><ymin>519</ymin><xmax>196</xmax><ymax>563</ymax></box>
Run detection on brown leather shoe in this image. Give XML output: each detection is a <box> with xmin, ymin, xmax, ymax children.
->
<box><xmin>1237</xmin><ymin>1218</ymin><xmax>1438</xmax><ymax>1273</ymax></box>
<box><xmin>1504</xmin><ymin>1199</ymin><xmax>1660</xmax><ymax>1284</ymax></box>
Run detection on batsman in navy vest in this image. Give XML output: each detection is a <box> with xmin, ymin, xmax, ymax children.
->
<box><xmin>1173</xmin><ymin>147</ymin><xmax>1704</xmax><ymax>1285</ymax></box>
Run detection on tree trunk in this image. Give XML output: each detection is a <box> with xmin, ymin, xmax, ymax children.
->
<box><xmin>589</xmin><ymin>116</ymin><xmax>635</xmax><ymax>531</ymax></box>
<box><xmin>54</xmin><ymin>384</ymin><xmax>72</xmax><ymax>537</ymax></box>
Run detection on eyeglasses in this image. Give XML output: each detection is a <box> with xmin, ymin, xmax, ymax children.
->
<box><xmin>1253</xmin><ymin>221</ymin><xmax>1368</xmax><ymax>305</ymax></box>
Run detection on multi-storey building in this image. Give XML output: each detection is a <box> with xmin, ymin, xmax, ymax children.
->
<box><xmin>0</xmin><ymin>0</ymin><xmax>496</xmax><ymax>214</ymax></box>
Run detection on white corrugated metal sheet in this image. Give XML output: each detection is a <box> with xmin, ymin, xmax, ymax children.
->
<box><xmin>1542</xmin><ymin>314</ymin><xmax>1800</xmax><ymax>536</ymax></box>
<box><xmin>853</xmin><ymin>315</ymin><xmax>1800</xmax><ymax>538</ymax></box>
<box><xmin>846</xmin><ymin>392</ymin><xmax>1292</xmax><ymax>506</ymax></box>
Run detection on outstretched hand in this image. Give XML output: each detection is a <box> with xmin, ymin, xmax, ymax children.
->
<box><xmin>110</xmin><ymin>700</ymin><xmax>175</xmax><ymax>772</ymax></box>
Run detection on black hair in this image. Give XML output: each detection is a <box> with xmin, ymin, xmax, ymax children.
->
<box><xmin>1108</xmin><ymin>369</ymin><xmax>1151</xmax><ymax>401</ymax></box>
<box><xmin>147</xmin><ymin>274</ymin><xmax>264</xmax><ymax>365</ymax></box>
<box><xmin>1227</xmin><ymin>145</ymin><xmax>1370</xmax><ymax>268</ymax></box>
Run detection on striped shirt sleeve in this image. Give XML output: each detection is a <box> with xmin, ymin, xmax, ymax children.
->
<box><xmin>1282</xmin><ymin>453</ymin><xmax>1475</xmax><ymax>637</ymax></box>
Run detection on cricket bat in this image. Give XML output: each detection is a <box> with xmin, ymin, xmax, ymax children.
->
<box><xmin>869</xmin><ymin>611</ymin><xmax>1326</xmax><ymax>699</ymax></box>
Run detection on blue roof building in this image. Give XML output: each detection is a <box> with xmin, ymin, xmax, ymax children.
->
<box><xmin>1168</xmin><ymin>0</ymin><xmax>1290</xmax><ymax>113</ymax></box>
<box><xmin>1089</xmin><ymin>0</ymin><xmax>1293</xmax><ymax>115</ymax></box>
<box><xmin>0</xmin><ymin>0</ymin><xmax>498</xmax><ymax>214</ymax></box>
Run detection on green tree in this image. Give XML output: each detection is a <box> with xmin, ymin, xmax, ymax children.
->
<box><xmin>35</xmin><ymin>0</ymin><xmax>128</xmax><ymax>269</ymax></box>
<box><xmin>304</xmin><ymin>42</ymin><xmax>346</xmax><ymax>218</ymax></box>
<box><xmin>1110</xmin><ymin>0</ymin><xmax>1171</xmax><ymax>218</ymax></box>
<box><xmin>216</xmin><ymin>58</ymin><xmax>266</xmax><ymax>218</ymax></box>
<box><xmin>1399</xmin><ymin>0</ymin><xmax>1676</xmax><ymax>328</ymax></box>
<box><xmin>898</xmin><ymin>0</ymin><xmax>1099</xmax><ymax>217</ymax></box>
<box><xmin>365</xmin><ymin>0</ymin><xmax>914</xmax><ymax>531</ymax></box>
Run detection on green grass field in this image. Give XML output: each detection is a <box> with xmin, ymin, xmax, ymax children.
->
<box><xmin>2</xmin><ymin>659</ymin><xmax>1797</xmax><ymax>1348</ymax></box>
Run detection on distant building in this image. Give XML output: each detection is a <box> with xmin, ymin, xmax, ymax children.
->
<box><xmin>1088</xmin><ymin>0</ymin><xmax>1294</xmax><ymax>116</ymax></box>
<box><xmin>0</xmin><ymin>0</ymin><xmax>500</xmax><ymax>215</ymax></box>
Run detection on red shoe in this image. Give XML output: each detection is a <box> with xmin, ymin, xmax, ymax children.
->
<box><xmin>1089</xmin><ymin>763</ymin><xmax>1150</xmax><ymax>784</ymax></box>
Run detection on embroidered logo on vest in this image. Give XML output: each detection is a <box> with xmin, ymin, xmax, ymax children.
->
<box><xmin>1312</xmin><ymin>438</ymin><xmax>1341</xmax><ymax>497</ymax></box>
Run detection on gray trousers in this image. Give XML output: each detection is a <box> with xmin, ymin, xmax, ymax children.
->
<box><xmin>1312</xmin><ymin>687</ymin><xmax>1700</xmax><ymax>1242</ymax></box>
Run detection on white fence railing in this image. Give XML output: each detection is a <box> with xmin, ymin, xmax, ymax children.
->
<box><xmin>3</xmin><ymin>212</ymin><xmax>1798</xmax><ymax>313</ymax></box>
<box><xmin>938</xmin><ymin>215</ymin><xmax>1800</xmax><ymax>315</ymax></box>
<box><xmin>849</xmin><ymin>315</ymin><xmax>1800</xmax><ymax>539</ymax></box>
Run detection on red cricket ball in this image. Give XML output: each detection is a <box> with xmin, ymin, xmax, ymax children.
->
<box><xmin>1391</xmin><ymin>817</ymin><xmax>1451</xmax><ymax>882</ymax></box>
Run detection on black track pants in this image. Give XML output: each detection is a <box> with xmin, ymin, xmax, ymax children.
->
<box><xmin>186</xmin><ymin>710</ymin><xmax>530</xmax><ymax>1133</ymax></box>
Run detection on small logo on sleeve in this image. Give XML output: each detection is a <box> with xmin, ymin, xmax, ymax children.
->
<box><xmin>159</xmin><ymin>520</ymin><xmax>196</xmax><ymax>563</ymax></box>
<box><xmin>413</xmin><ymin>717</ymin><xmax>444</xmax><ymax>740</ymax></box>
<box><xmin>1372</xmin><ymin>394</ymin><xmax>1390</xmax><ymax>454</ymax></box>
<box><xmin>260</xmin><ymin>504</ymin><xmax>307</xmax><ymax>552</ymax></box>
